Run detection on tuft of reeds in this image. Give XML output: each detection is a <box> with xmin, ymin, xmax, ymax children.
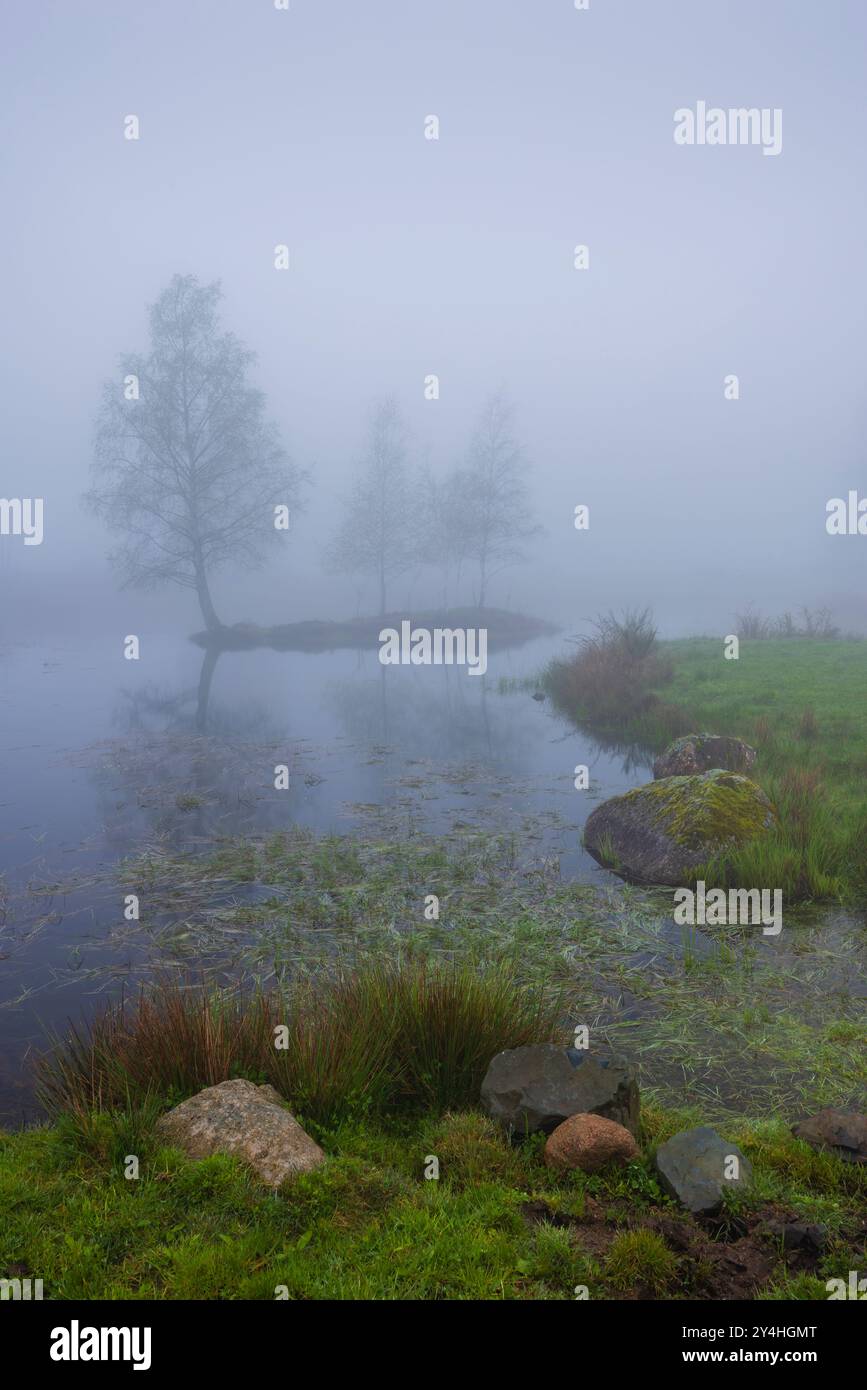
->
<box><xmin>35</xmin><ymin>958</ymin><xmax>562</xmax><ymax>1126</ymax></box>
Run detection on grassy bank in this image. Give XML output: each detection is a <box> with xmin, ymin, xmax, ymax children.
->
<box><xmin>546</xmin><ymin>629</ymin><xmax>867</xmax><ymax>902</ymax></box>
<box><xmin>2</xmin><ymin>963</ymin><xmax>865</xmax><ymax>1300</ymax></box>
<box><xmin>3</xmin><ymin>831</ymin><xmax>866</xmax><ymax>1300</ymax></box>
<box><xmin>1</xmin><ymin>1109</ymin><xmax>864</xmax><ymax>1301</ymax></box>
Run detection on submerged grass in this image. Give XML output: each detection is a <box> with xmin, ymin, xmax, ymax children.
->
<box><xmin>38</xmin><ymin>827</ymin><xmax>867</xmax><ymax>1123</ymax></box>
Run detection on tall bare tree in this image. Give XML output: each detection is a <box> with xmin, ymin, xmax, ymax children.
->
<box><xmin>328</xmin><ymin>397</ymin><xmax>414</xmax><ymax>616</ymax></box>
<box><xmin>88</xmin><ymin>274</ymin><xmax>303</xmax><ymax>630</ymax></box>
<box><xmin>456</xmin><ymin>392</ymin><xmax>539</xmax><ymax>607</ymax></box>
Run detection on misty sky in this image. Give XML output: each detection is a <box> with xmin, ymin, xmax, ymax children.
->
<box><xmin>2</xmin><ymin>0</ymin><xmax>866</xmax><ymax>635</ymax></box>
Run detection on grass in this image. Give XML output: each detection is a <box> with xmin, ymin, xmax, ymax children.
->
<box><xmin>35</xmin><ymin>961</ymin><xmax>561</xmax><ymax>1127</ymax></box>
<box><xmin>40</xmin><ymin>826</ymin><xmax>865</xmax><ymax>1120</ymax></box>
<box><xmin>4</xmin><ymin>824</ymin><xmax>866</xmax><ymax>1301</ymax></box>
<box><xmin>1</xmin><ymin>1103</ymin><xmax>863</xmax><ymax>1300</ymax></box>
<box><xmin>546</xmin><ymin>627</ymin><xmax>867</xmax><ymax>902</ymax></box>
<box><xmin>659</xmin><ymin>639</ymin><xmax>867</xmax><ymax>901</ymax></box>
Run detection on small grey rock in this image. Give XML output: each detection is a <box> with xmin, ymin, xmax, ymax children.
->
<box><xmin>654</xmin><ymin>1125</ymin><xmax>752</xmax><ymax>1216</ymax></box>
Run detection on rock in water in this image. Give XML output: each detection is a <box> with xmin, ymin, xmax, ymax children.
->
<box><xmin>653</xmin><ymin>734</ymin><xmax>757</xmax><ymax>779</ymax></box>
<box><xmin>654</xmin><ymin>1126</ymin><xmax>753</xmax><ymax>1216</ymax></box>
<box><xmin>583</xmin><ymin>769</ymin><xmax>777</xmax><ymax>886</ymax></box>
<box><xmin>480</xmin><ymin>1044</ymin><xmax>640</xmax><ymax>1137</ymax></box>
<box><xmin>792</xmin><ymin>1109</ymin><xmax>867</xmax><ymax>1165</ymax></box>
<box><xmin>544</xmin><ymin>1113</ymin><xmax>639</xmax><ymax>1173</ymax></box>
<box><xmin>154</xmin><ymin>1079</ymin><xmax>326</xmax><ymax>1188</ymax></box>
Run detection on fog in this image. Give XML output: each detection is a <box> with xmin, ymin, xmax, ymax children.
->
<box><xmin>2</xmin><ymin>0</ymin><xmax>866</xmax><ymax>638</ymax></box>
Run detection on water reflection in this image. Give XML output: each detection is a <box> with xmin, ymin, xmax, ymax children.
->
<box><xmin>0</xmin><ymin>628</ymin><xmax>641</xmax><ymax>1122</ymax></box>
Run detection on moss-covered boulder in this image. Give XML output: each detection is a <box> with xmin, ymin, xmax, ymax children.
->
<box><xmin>652</xmin><ymin>733</ymin><xmax>756</xmax><ymax>779</ymax></box>
<box><xmin>583</xmin><ymin>769</ymin><xmax>777</xmax><ymax>886</ymax></box>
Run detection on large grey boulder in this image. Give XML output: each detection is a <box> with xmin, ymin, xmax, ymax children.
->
<box><xmin>792</xmin><ymin>1109</ymin><xmax>867</xmax><ymax>1165</ymax></box>
<box><xmin>155</xmin><ymin>1078</ymin><xmax>325</xmax><ymax>1188</ymax></box>
<box><xmin>480</xmin><ymin>1045</ymin><xmax>639</xmax><ymax>1137</ymax></box>
<box><xmin>653</xmin><ymin>734</ymin><xmax>756</xmax><ymax>780</ymax></box>
<box><xmin>655</xmin><ymin>1125</ymin><xmax>753</xmax><ymax>1216</ymax></box>
<box><xmin>583</xmin><ymin>769</ymin><xmax>777</xmax><ymax>886</ymax></box>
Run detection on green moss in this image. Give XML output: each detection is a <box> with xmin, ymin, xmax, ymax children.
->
<box><xmin>620</xmin><ymin>770</ymin><xmax>776</xmax><ymax>850</ymax></box>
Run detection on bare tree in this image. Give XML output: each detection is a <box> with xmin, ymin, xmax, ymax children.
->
<box><xmin>87</xmin><ymin>274</ymin><xmax>304</xmax><ymax>630</ymax></box>
<box><xmin>327</xmin><ymin>397</ymin><xmax>414</xmax><ymax>615</ymax></box>
<box><xmin>417</xmin><ymin>466</ymin><xmax>469</xmax><ymax>607</ymax></box>
<box><xmin>456</xmin><ymin>392</ymin><xmax>539</xmax><ymax>607</ymax></box>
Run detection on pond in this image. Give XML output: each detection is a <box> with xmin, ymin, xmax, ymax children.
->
<box><xmin>2</xmin><ymin>624</ymin><xmax>865</xmax><ymax>1127</ymax></box>
<box><xmin>0</xmin><ymin>626</ymin><xmax>643</xmax><ymax>1124</ymax></box>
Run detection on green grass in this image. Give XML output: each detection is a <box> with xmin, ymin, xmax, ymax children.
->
<box><xmin>547</xmin><ymin>636</ymin><xmax>867</xmax><ymax>902</ymax></box>
<box><xmin>660</xmin><ymin>639</ymin><xmax>867</xmax><ymax>901</ymax></box>
<box><xmin>1</xmin><ymin>1104</ymin><xmax>863</xmax><ymax>1300</ymax></box>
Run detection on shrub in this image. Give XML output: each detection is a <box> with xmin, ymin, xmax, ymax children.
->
<box><xmin>545</xmin><ymin>607</ymin><xmax>673</xmax><ymax>727</ymax></box>
<box><xmin>735</xmin><ymin>605</ymin><xmax>840</xmax><ymax>641</ymax></box>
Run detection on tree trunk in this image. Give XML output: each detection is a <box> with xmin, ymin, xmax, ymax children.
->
<box><xmin>195</xmin><ymin>647</ymin><xmax>220</xmax><ymax>731</ymax></box>
<box><xmin>195</xmin><ymin>564</ymin><xmax>222</xmax><ymax>631</ymax></box>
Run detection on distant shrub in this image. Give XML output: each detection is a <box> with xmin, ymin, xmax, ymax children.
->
<box><xmin>545</xmin><ymin>608</ymin><xmax>671</xmax><ymax>726</ymax></box>
<box><xmin>585</xmin><ymin>607</ymin><xmax>658</xmax><ymax>661</ymax></box>
<box><xmin>735</xmin><ymin>605</ymin><xmax>840</xmax><ymax>641</ymax></box>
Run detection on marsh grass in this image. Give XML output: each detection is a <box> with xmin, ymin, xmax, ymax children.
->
<box><xmin>39</xmin><ymin>825</ymin><xmax>865</xmax><ymax>1122</ymax></box>
<box><xmin>35</xmin><ymin>959</ymin><xmax>562</xmax><ymax>1127</ymax></box>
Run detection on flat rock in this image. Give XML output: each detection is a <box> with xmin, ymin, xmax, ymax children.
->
<box><xmin>792</xmin><ymin>1108</ymin><xmax>867</xmax><ymax>1165</ymax></box>
<box><xmin>480</xmin><ymin>1044</ymin><xmax>639</xmax><ymax>1137</ymax></box>
<box><xmin>154</xmin><ymin>1078</ymin><xmax>325</xmax><ymax>1188</ymax></box>
<box><xmin>583</xmin><ymin>769</ymin><xmax>777</xmax><ymax>886</ymax></box>
<box><xmin>544</xmin><ymin>1112</ymin><xmax>639</xmax><ymax>1173</ymax></box>
<box><xmin>653</xmin><ymin>734</ymin><xmax>756</xmax><ymax>779</ymax></box>
<box><xmin>654</xmin><ymin>1125</ymin><xmax>753</xmax><ymax>1216</ymax></box>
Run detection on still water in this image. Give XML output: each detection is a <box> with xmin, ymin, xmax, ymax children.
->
<box><xmin>0</xmin><ymin>627</ymin><xmax>644</xmax><ymax>1123</ymax></box>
